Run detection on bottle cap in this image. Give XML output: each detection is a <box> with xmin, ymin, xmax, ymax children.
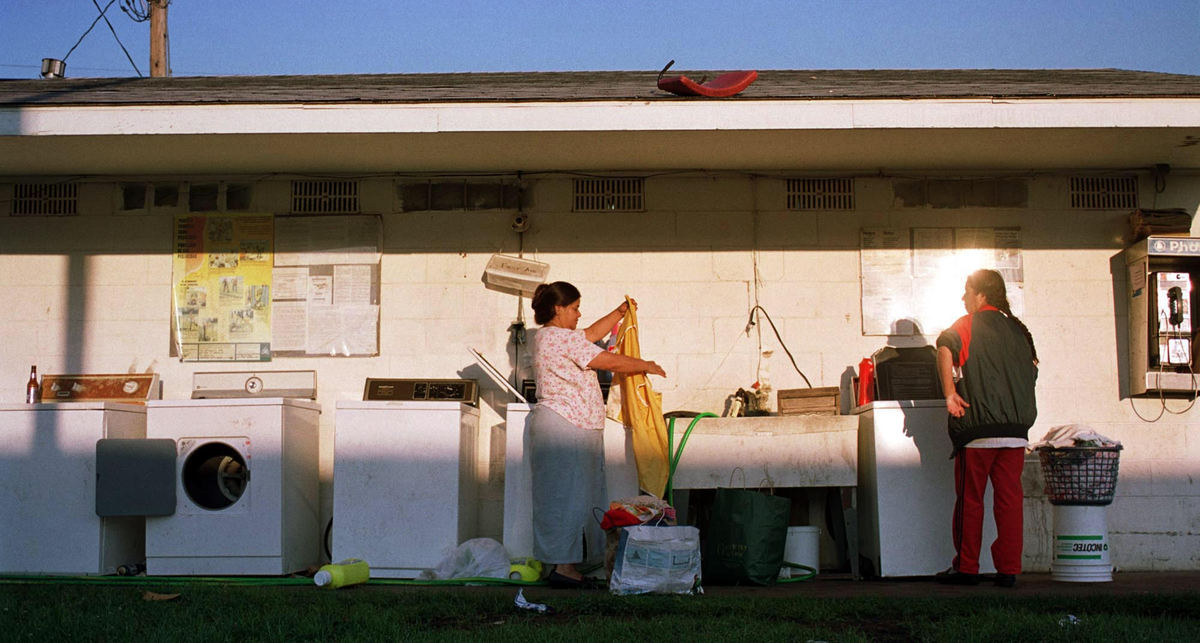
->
<box><xmin>313</xmin><ymin>570</ymin><xmax>332</xmax><ymax>587</ymax></box>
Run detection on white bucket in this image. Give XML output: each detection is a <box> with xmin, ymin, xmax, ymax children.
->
<box><xmin>1051</xmin><ymin>505</ymin><xmax>1112</xmax><ymax>582</ymax></box>
<box><xmin>779</xmin><ymin>526</ymin><xmax>820</xmax><ymax>578</ymax></box>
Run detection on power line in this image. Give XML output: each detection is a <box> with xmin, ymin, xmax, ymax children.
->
<box><xmin>91</xmin><ymin>0</ymin><xmax>143</xmax><ymax>77</ymax></box>
<box><xmin>62</xmin><ymin>0</ymin><xmax>119</xmax><ymax>63</ymax></box>
<box><xmin>58</xmin><ymin>0</ymin><xmax>144</xmax><ymax>77</ymax></box>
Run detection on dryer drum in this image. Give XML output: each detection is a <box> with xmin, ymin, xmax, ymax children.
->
<box><xmin>182</xmin><ymin>442</ymin><xmax>248</xmax><ymax>510</ymax></box>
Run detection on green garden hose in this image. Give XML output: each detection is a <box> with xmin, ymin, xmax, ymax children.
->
<box><xmin>665</xmin><ymin>413</ymin><xmax>719</xmax><ymax>506</ymax></box>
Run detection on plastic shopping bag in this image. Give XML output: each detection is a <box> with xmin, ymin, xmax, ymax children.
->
<box><xmin>609</xmin><ymin>525</ymin><xmax>702</xmax><ymax>595</ymax></box>
<box><xmin>702</xmin><ymin>487</ymin><xmax>791</xmax><ymax>585</ymax></box>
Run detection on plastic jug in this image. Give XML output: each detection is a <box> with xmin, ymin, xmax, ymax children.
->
<box><xmin>857</xmin><ymin>357</ymin><xmax>875</xmax><ymax>407</ymax></box>
<box><xmin>314</xmin><ymin>558</ymin><xmax>369</xmax><ymax>589</ymax></box>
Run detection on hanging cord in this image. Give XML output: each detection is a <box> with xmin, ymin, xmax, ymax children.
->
<box><xmin>508</xmin><ymin>173</ymin><xmax>529</xmax><ymax>395</ymax></box>
<box><xmin>745</xmin><ymin>305</ymin><xmax>812</xmax><ymax>387</ymax></box>
<box><xmin>749</xmin><ymin>176</ymin><xmax>766</xmax><ymax>377</ymax></box>
<box><xmin>1131</xmin><ymin>316</ymin><xmax>1198</xmax><ymax>422</ymax></box>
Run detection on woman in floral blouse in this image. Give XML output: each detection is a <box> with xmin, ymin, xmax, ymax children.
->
<box><xmin>529</xmin><ymin>281</ymin><xmax>666</xmax><ymax>588</ymax></box>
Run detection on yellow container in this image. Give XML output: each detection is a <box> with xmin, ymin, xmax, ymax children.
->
<box><xmin>314</xmin><ymin>559</ymin><xmax>370</xmax><ymax>589</ymax></box>
<box><xmin>508</xmin><ymin>558</ymin><xmax>544</xmax><ymax>582</ymax></box>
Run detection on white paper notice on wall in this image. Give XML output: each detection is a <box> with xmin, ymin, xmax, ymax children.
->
<box><xmin>270</xmin><ymin>214</ymin><xmax>382</xmax><ymax>357</ymax></box>
<box><xmin>861</xmin><ymin>227</ymin><xmax>1024</xmax><ymax>336</ymax></box>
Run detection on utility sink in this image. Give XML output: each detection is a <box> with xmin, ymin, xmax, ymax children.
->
<box><xmin>669</xmin><ymin>415</ymin><xmax>858</xmax><ymax>489</ymax></box>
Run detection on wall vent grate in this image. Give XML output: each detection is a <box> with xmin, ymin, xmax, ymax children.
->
<box><xmin>573</xmin><ymin>178</ymin><xmax>644</xmax><ymax>212</ymax></box>
<box><xmin>12</xmin><ymin>182</ymin><xmax>78</xmax><ymax>216</ymax></box>
<box><xmin>787</xmin><ymin>178</ymin><xmax>855</xmax><ymax>210</ymax></box>
<box><xmin>291</xmin><ymin>180</ymin><xmax>360</xmax><ymax>214</ymax></box>
<box><xmin>1069</xmin><ymin>176</ymin><xmax>1138</xmax><ymax>210</ymax></box>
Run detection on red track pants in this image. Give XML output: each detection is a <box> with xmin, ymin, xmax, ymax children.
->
<box><xmin>952</xmin><ymin>447</ymin><xmax>1024</xmax><ymax>575</ymax></box>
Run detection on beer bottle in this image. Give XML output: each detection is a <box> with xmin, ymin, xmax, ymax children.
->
<box><xmin>26</xmin><ymin>365</ymin><xmax>40</xmax><ymax>404</ymax></box>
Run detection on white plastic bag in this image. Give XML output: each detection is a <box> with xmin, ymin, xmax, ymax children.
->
<box><xmin>420</xmin><ymin>537</ymin><xmax>511</xmax><ymax>580</ymax></box>
<box><xmin>609</xmin><ymin>525</ymin><xmax>702</xmax><ymax>595</ymax></box>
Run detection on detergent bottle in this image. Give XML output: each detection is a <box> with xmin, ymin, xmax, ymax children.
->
<box><xmin>508</xmin><ymin>557</ymin><xmax>545</xmax><ymax>581</ymax></box>
<box><xmin>313</xmin><ymin>558</ymin><xmax>370</xmax><ymax>588</ymax></box>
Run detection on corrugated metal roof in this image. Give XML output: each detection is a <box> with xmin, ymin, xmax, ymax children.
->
<box><xmin>2</xmin><ymin>69</ymin><xmax>1200</xmax><ymax>106</ymax></box>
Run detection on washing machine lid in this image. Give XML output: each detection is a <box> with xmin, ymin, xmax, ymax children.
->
<box><xmin>191</xmin><ymin>370</ymin><xmax>316</xmax><ymax>399</ymax></box>
<box><xmin>148</xmin><ymin>397</ymin><xmax>321</xmax><ymax>411</ymax></box>
<box><xmin>0</xmin><ymin>401</ymin><xmax>147</xmax><ymax>412</ymax></box>
<box><xmin>337</xmin><ymin>400</ymin><xmax>480</xmax><ymax>414</ymax></box>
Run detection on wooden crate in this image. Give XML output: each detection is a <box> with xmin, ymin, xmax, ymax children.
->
<box><xmin>777</xmin><ymin>386</ymin><xmax>840</xmax><ymax>416</ymax></box>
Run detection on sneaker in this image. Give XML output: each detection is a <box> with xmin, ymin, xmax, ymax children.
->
<box><xmin>935</xmin><ymin>568</ymin><xmax>980</xmax><ymax>586</ymax></box>
<box><xmin>993</xmin><ymin>574</ymin><xmax>1017</xmax><ymax>588</ymax></box>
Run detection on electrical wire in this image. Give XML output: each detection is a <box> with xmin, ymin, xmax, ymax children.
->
<box><xmin>1131</xmin><ymin>314</ymin><xmax>1198</xmax><ymax>422</ymax></box>
<box><xmin>62</xmin><ymin>0</ymin><xmax>119</xmax><ymax>63</ymax></box>
<box><xmin>745</xmin><ymin>305</ymin><xmax>812</xmax><ymax>387</ymax></box>
<box><xmin>119</xmin><ymin>0</ymin><xmax>170</xmax><ymax>23</ymax></box>
<box><xmin>91</xmin><ymin>0</ymin><xmax>143</xmax><ymax>77</ymax></box>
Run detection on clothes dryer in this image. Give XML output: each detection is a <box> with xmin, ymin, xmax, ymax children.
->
<box><xmin>145</xmin><ymin>396</ymin><xmax>320</xmax><ymax>575</ymax></box>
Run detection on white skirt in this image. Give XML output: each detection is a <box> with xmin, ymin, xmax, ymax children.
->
<box><xmin>529</xmin><ymin>405</ymin><xmax>607</xmax><ymax>565</ymax></box>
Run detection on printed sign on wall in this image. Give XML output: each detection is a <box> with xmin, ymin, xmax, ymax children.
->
<box><xmin>172</xmin><ymin>214</ymin><xmax>274</xmax><ymax>361</ymax></box>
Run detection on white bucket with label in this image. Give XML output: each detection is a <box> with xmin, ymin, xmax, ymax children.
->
<box><xmin>779</xmin><ymin>526</ymin><xmax>820</xmax><ymax>578</ymax></box>
<box><xmin>1051</xmin><ymin>505</ymin><xmax>1112</xmax><ymax>582</ymax></box>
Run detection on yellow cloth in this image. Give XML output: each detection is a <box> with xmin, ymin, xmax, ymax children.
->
<box><xmin>612</xmin><ymin>296</ymin><xmax>670</xmax><ymax>498</ymax></box>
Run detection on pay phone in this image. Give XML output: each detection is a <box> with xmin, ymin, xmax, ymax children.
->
<box><xmin>1152</xmin><ymin>272</ymin><xmax>1192</xmax><ymax>366</ymax></box>
<box><xmin>1124</xmin><ymin>237</ymin><xmax>1200</xmax><ymax>395</ymax></box>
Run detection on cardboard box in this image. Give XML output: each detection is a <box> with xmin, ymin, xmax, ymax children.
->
<box><xmin>777</xmin><ymin>386</ymin><xmax>840</xmax><ymax>416</ymax></box>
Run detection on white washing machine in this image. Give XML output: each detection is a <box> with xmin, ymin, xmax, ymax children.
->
<box><xmin>856</xmin><ymin>400</ymin><xmax>998</xmax><ymax>577</ymax></box>
<box><xmin>0</xmin><ymin>402</ymin><xmax>146</xmax><ymax>575</ymax></box>
<box><xmin>501</xmin><ymin>402</ymin><xmax>638</xmax><ymax>561</ymax></box>
<box><xmin>145</xmin><ymin>372</ymin><xmax>321</xmax><ymax>576</ymax></box>
<box><xmin>333</xmin><ymin>398</ymin><xmax>479</xmax><ymax>578</ymax></box>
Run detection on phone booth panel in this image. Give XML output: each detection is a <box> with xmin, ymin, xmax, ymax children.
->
<box><xmin>1123</xmin><ymin>237</ymin><xmax>1200</xmax><ymax>395</ymax></box>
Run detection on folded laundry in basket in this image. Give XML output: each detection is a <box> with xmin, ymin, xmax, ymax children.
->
<box><xmin>1030</xmin><ymin>424</ymin><xmax>1122</xmax><ymax>450</ymax></box>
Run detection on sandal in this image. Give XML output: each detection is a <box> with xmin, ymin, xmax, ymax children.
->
<box><xmin>546</xmin><ymin>570</ymin><xmax>603</xmax><ymax>590</ymax></box>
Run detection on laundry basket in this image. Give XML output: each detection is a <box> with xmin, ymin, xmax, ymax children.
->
<box><xmin>1037</xmin><ymin>446</ymin><xmax>1123</xmax><ymax>506</ymax></box>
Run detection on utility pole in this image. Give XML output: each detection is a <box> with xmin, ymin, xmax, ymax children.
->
<box><xmin>149</xmin><ymin>0</ymin><xmax>169</xmax><ymax>77</ymax></box>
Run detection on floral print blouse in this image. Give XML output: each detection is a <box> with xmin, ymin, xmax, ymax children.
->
<box><xmin>532</xmin><ymin>326</ymin><xmax>604</xmax><ymax>430</ymax></box>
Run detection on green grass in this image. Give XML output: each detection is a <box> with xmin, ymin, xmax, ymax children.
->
<box><xmin>1</xmin><ymin>581</ymin><xmax>1198</xmax><ymax>642</ymax></box>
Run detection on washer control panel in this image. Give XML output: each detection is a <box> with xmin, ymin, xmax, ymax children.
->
<box><xmin>363</xmin><ymin>378</ymin><xmax>478</xmax><ymax>405</ymax></box>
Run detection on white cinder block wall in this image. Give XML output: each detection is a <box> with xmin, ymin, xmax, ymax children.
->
<box><xmin>1</xmin><ymin>172</ymin><xmax>1198</xmax><ymax>571</ymax></box>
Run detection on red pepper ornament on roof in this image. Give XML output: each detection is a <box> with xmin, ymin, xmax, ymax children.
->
<box><xmin>656</xmin><ymin>60</ymin><xmax>758</xmax><ymax>97</ymax></box>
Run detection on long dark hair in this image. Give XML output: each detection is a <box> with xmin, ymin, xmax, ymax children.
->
<box><xmin>968</xmin><ymin>269</ymin><xmax>1038</xmax><ymax>362</ymax></box>
<box><xmin>531</xmin><ymin>281</ymin><xmax>580</xmax><ymax>325</ymax></box>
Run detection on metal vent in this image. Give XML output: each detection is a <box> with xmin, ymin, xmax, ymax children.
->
<box><xmin>787</xmin><ymin>178</ymin><xmax>855</xmax><ymax>210</ymax></box>
<box><xmin>1069</xmin><ymin>176</ymin><xmax>1138</xmax><ymax>210</ymax></box>
<box><xmin>291</xmin><ymin>180</ymin><xmax>360</xmax><ymax>214</ymax></box>
<box><xmin>12</xmin><ymin>182</ymin><xmax>78</xmax><ymax>216</ymax></box>
<box><xmin>573</xmin><ymin>178</ymin><xmax>644</xmax><ymax>212</ymax></box>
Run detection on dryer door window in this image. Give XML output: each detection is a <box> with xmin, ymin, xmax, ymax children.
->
<box><xmin>182</xmin><ymin>442</ymin><xmax>248</xmax><ymax>510</ymax></box>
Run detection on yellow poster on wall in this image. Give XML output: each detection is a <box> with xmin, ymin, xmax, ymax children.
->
<box><xmin>172</xmin><ymin>213</ymin><xmax>274</xmax><ymax>361</ymax></box>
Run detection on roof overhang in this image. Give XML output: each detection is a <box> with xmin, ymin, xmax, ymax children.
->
<box><xmin>3</xmin><ymin>97</ymin><xmax>1200</xmax><ymax>175</ymax></box>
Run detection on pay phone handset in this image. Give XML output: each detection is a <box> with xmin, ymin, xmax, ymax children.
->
<box><xmin>1154</xmin><ymin>272</ymin><xmax>1194</xmax><ymax>366</ymax></box>
<box><xmin>1167</xmin><ymin>286</ymin><xmax>1186</xmax><ymax>326</ymax></box>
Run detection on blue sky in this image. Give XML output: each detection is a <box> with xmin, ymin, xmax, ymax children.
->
<box><xmin>3</xmin><ymin>0</ymin><xmax>1199</xmax><ymax>78</ymax></box>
